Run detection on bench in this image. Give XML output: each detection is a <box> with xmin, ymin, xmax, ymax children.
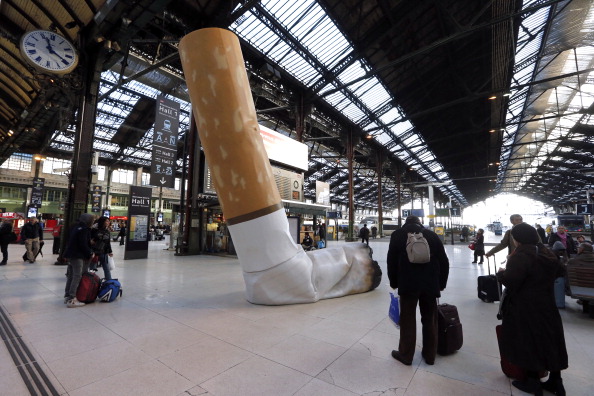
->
<box><xmin>566</xmin><ymin>261</ymin><xmax>594</xmax><ymax>317</ymax></box>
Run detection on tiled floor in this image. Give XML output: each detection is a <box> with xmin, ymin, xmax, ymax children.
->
<box><xmin>0</xmin><ymin>232</ymin><xmax>592</xmax><ymax>396</ymax></box>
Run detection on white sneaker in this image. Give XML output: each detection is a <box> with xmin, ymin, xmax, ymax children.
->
<box><xmin>67</xmin><ymin>298</ymin><xmax>85</xmax><ymax>308</ymax></box>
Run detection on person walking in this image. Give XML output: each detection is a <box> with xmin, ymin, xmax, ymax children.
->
<box><xmin>486</xmin><ymin>214</ymin><xmax>524</xmax><ymax>258</ymax></box>
<box><xmin>21</xmin><ymin>216</ymin><xmax>43</xmax><ymax>263</ymax></box>
<box><xmin>387</xmin><ymin>215</ymin><xmax>450</xmax><ymax>366</ymax></box>
<box><xmin>0</xmin><ymin>218</ymin><xmax>14</xmax><ymax>265</ymax></box>
<box><xmin>461</xmin><ymin>226</ymin><xmax>469</xmax><ymax>242</ymax></box>
<box><xmin>118</xmin><ymin>221</ymin><xmax>127</xmax><ymax>245</ymax></box>
<box><xmin>472</xmin><ymin>228</ymin><xmax>485</xmax><ymax>264</ymax></box>
<box><xmin>359</xmin><ymin>223</ymin><xmax>370</xmax><ymax>246</ymax></box>
<box><xmin>535</xmin><ymin>224</ymin><xmax>547</xmax><ymax>243</ymax></box>
<box><xmin>91</xmin><ymin>216</ymin><xmax>114</xmax><ymax>280</ymax></box>
<box><xmin>496</xmin><ymin>223</ymin><xmax>568</xmax><ymax>395</ymax></box>
<box><xmin>63</xmin><ymin>213</ymin><xmax>95</xmax><ymax>308</ymax></box>
<box><xmin>318</xmin><ymin>221</ymin><xmax>326</xmax><ymax>244</ymax></box>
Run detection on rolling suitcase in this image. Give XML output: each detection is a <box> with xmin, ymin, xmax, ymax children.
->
<box><xmin>76</xmin><ymin>271</ymin><xmax>101</xmax><ymax>303</ymax></box>
<box><xmin>437</xmin><ymin>302</ymin><xmax>463</xmax><ymax>355</ymax></box>
<box><xmin>477</xmin><ymin>256</ymin><xmax>500</xmax><ymax>302</ymax></box>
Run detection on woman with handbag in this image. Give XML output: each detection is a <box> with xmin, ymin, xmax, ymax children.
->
<box><xmin>496</xmin><ymin>223</ymin><xmax>568</xmax><ymax>396</ymax></box>
<box><xmin>91</xmin><ymin>216</ymin><xmax>114</xmax><ymax>280</ymax></box>
<box><xmin>472</xmin><ymin>228</ymin><xmax>485</xmax><ymax>264</ymax></box>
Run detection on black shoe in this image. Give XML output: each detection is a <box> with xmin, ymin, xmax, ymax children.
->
<box><xmin>472</xmin><ymin>261</ymin><xmax>477</xmax><ymax>264</ymax></box>
<box><xmin>0</xmin><ymin>261</ymin><xmax>6</xmax><ymax>266</ymax></box>
<box><xmin>391</xmin><ymin>350</ymin><xmax>412</xmax><ymax>366</ymax></box>
<box><xmin>541</xmin><ymin>378</ymin><xmax>565</xmax><ymax>396</ymax></box>
<box><xmin>479</xmin><ymin>261</ymin><xmax>484</xmax><ymax>264</ymax></box>
<box><xmin>421</xmin><ymin>352</ymin><xmax>434</xmax><ymax>365</ymax></box>
<box><xmin>512</xmin><ymin>378</ymin><xmax>542</xmax><ymax>396</ymax></box>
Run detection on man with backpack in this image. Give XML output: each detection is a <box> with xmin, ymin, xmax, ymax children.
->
<box><xmin>387</xmin><ymin>215</ymin><xmax>450</xmax><ymax>366</ymax></box>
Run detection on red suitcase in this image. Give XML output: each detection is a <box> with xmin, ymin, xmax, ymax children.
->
<box><xmin>495</xmin><ymin>324</ymin><xmax>547</xmax><ymax>380</ymax></box>
<box><xmin>76</xmin><ymin>272</ymin><xmax>101</xmax><ymax>303</ymax></box>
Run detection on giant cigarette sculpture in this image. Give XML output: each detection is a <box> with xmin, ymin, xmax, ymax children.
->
<box><xmin>179</xmin><ymin>28</ymin><xmax>381</xmax><ymax>305</ymax></box>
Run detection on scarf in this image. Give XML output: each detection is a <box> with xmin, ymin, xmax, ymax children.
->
<box><xmin>557</xmin><ymin>232</ymin><xmax>567</xmax><ymax>248</ymax></box>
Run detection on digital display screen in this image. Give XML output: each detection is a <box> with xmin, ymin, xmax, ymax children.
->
<box><xmin>27</xmin><ymin>206</ymin><xmax>38</xmax><ymax>218</ymax></box>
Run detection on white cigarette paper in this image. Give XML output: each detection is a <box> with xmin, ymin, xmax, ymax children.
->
<box><xmin>179</xmin><ymin>28</ymin><xmax>381</xmax><ymax>305</ymax></box>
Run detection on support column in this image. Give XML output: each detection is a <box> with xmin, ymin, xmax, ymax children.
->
<box><xmin>428</xmin><ymin>185</ymin><xmax>435</xmax><ymax>229</ymax></box>
<box><xmin>57</xmin><ymin>42</ymin><xmax>105</xmax><ymax>264</ymax></box>
<box><xmin>393</xmin><ymin>166</ymin><xmax>402</xmax><ymax>227</ymax></box>
<box><xmin>105</xmin><ymin>168</ymin><xmax>113</xmax><ymax>211</ymax></box>
<box><xmin>135</xmin><ymin>167</ymin><xmax>143</xmax><ymax>185</ymax></box>
<box><xmin>376</xmin><ymin>150</ymin><xmax>383</xmax><ymax>236</ymax></box>
<box><xmin>295</xmin><ymin>92</ymin><xmax>305</xmax><ymax>142</ymax></box>
<box><xmin>346</xmin><ymin>129</ymin><xmax>355</xmax><ymax>241</ymax></box>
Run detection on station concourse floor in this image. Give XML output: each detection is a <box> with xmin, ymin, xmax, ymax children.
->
<box><xmin>0</xmin><ymin>233</ymin><xmax>592</xmax><ymax>396</ymax></box>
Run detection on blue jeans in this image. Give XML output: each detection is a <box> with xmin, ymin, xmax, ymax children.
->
<box><xmin>65</xmin><ymin>258</ymin><xmax>89</xmax><ymax>299</ymax></box>
<box><xmin>99</xmin><ymin>253</ymin><xmax>112</xmax><ymax>280</ymax></box>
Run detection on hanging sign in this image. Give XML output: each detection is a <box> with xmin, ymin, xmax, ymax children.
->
<box><xmin>30</xmin><ymin>177</ymin><xmax>45</xmax><ymax>208</ymax></box>
<box><xmin>91</xmin><ymin>185</ymin><xmax>102</xmax><ymax>212</ymax></box>
<box><xmin>150</xmin><ymin>95</ymin><xmax>179</xmax><ymax>188</ymax></box>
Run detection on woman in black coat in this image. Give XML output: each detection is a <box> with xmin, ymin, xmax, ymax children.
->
<box><xmin>472</xmin><ymin>228</ymin><xmax>485</xmax><ymax>264</ymax></box>
<box><xmin>0</xmin><ymin>219</ymin><xmax>13</xmax><ymax>265</ymax></box>
<box><xmin>496</xmin><ymin>223</ymin><xmax>568</xmax><ymax>396</ymax></box>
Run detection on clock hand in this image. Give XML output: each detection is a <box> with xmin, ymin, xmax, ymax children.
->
<box><xmin>50</xmin><ymin>51</ymin><xmax>69</xmax><ymax>63</ymax></box>
<box><xmin>43</xmin><ymin>36</ymin><xmax>57</xmax><ymax>54</ymax></box>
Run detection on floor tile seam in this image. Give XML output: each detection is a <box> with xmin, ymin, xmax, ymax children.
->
<box><xmin>0</xmin><ymin>302</ymin><xmax>61</xmax><ymax>395</ymax></box>
<box><xmin>420</xmin><ymin>368</ymin><xmax>512</xmax><ymax>395</ymax></box>
<box><xmin>158</xmin><ymin>347</ymin><xmax>256</xmax><ymax>387</ymax></box>
<box><xmin>296</xmin><ymin>375</ymin><xmax>358</xmax><ymax>395</ymax></box>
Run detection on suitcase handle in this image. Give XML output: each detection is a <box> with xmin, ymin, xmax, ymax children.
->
<box><xmin>490</xmin><ymin>255</ymin><xmax>505</xmax><ymax>319</ymax></box>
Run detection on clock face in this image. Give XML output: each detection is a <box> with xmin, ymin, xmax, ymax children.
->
<box><xmin>20</xmin><ymin>30</ymin><xmax>78</xmax><ymax>75</ymax></box>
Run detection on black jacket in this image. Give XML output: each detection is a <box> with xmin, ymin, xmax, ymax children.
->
<box><xmin>496</xmin><ymin>244</ymin><xmax>568</xmax><ymax>371</ymax></box>
<box><xmin>21</xmin><ymin>221</ymin><xmax>43</xmax><ymax>240</ymax></box>
<box><xmin>473</xmin><ymin>233</ymin><xmax>485</xmax><ymax>255</ymax></box>
<box><xmin>63</xmin><ymin>222</ymin><xmax>93</xmax><ymax>260</ymax></box>
<box><xmin>387</xmin><ymin>222</ymin><xmax>449</xmax><ymax>296</ymax></box>
<box><xmin>91</xmin><ymin>227</ymin><xmax>113</xmax><ymax>254</ymax></box>
<box><xmin>0</xmin><ymin>222</ymin><xmax>13</xmax><ymax>244</ymax></box>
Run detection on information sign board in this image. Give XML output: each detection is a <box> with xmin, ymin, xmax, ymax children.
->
<box><xmin>150</xmin><ymin>95</ymin><xmax>179</xmax><ymax>188</ymax></box>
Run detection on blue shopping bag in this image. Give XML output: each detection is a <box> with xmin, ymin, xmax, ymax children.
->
<box><xmin>389</xmin><ymin>292</ymin><xmax>400</xmax><ymax>327</ymax></box>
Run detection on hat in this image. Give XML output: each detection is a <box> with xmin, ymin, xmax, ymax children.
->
<box><xmin>511</xmin><ymin>223</ymin><xmax>539</xmax><ymax>244</ymax></box>
<box><xmin>551</xmin><ymin>241</ymin><xmax>566</xmax><ymax>251</ymax></box>
<box><xmin>405</xmin><ymin>215</ymin><xmax>421</xmax><ymax>225</ymax></box>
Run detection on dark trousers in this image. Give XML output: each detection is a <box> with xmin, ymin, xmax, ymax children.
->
<box><xmin>473</xmin><ymin>251</ymin><xmax>484</xmax><ymax>263</ymax></box>
<box><xmin>53</xmin><ymin>236</ymin><xmax>60</xmax><ymax>254</ymax></box>
<box><xmin>0</xmin><ymin>242</ymin><xmax>8</xmax><ymax>262</ymax></box>
<box><xmin>398</xmin><ymin>293</ymin><xmax>438</xmax><ymax>363</ymax></box>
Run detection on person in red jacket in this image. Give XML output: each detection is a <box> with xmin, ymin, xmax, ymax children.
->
<box><xmin>52</xmin><ymin>222</ymin><xmax>63</xmax><ymax>254</ymax></box>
